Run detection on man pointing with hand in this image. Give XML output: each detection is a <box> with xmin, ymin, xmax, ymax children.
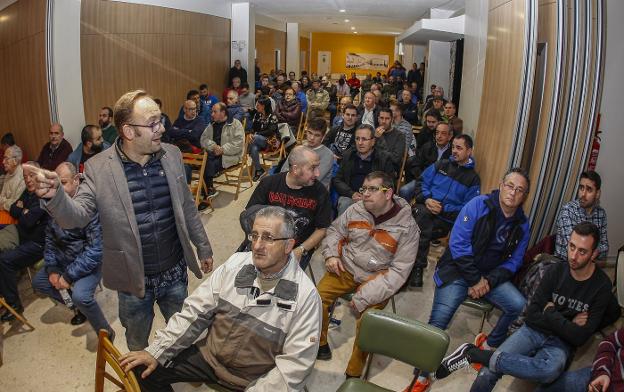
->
<box><xmin>26</xmin><ymin>90</ymin><xmax>214</xmax><ymax>350</ymax></box>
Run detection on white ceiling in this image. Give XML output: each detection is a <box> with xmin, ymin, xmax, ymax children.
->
<box><xmin>239</xmin><ymin>0</ymin><xmax>465</xmax><ymax>36</ymax></box>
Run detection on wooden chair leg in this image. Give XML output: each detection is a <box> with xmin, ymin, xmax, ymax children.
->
<box><xmin>0</xmin><ymin>298</ymin><xmax>34</xmax><ymax>331</ymax></box>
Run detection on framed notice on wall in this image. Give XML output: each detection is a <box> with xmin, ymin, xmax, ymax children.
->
<box><xmin>346</xmin><ymin>53</ymin><xmax>389</xmax><ymax>70</ymax></box>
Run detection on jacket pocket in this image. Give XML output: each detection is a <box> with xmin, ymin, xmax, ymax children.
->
<box><xmin>101</xmin><ymin>248</ymin><xmax>133</xmax><ymax>292</ymax></box>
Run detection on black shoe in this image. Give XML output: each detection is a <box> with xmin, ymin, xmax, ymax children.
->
<box><xmin>1</xmin><ymin>304</ymin><xmax>24</xmax><ymax>322</ymax></box>
<box><xmin>431</xmin><ymin>239</ymin><xmax>441</xmax><ymax>247</ymax></box>
<box><xmin>317</xmin><ymin>344</ymin><xmax>332</xmax><ymax>360</ymax></box>
<box><xmin>206</xmin><ymin>187</ymin><xmax>219</xmax><ymax>198</ymax></box>
<box><xmin>436</xmin><ymin>343</ymin><xmax>475</xmax><ymax>379</ymax></box>
<box><xmin>253</xmin><ymin>169</ymin><xmax>265</xmax><ymax>182</ymax></box>
<box><xmin>409</xmin><ymin>267</ymin><xmax>424</xmax><ymax>288</ymax></box>
<box><xmin>71</xmin><ymin>309</ymin><xmax>87</xmax><ymax>325</ymax></box>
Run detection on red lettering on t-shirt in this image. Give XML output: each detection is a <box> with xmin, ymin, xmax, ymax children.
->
<box><xmin>268</xmin><ymin>191</ymin><xmax>317</xmax><ymax>210</ymax></box>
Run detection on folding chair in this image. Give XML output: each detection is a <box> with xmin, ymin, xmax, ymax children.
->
<box><xmin>396</xmin><ymin>148</ymin><xmax>409</xmax><ymax>193</ymax></box>
<box><xmin>182</xmin><ymin>152</ymin><xmax>213</xmax><ymax>212</ymax></box>
<box><xmin>329</xmin><ymin>291</ymin><xmax>396</xmax><ymax>327</ymax></box>
<box><xmin>0</xmin><ymin>297</ymin><xmax>34</xmax><ymax>331</ymax></box>
<box><xmin>213</xmin><ymin>134</ymin><xmax>253</xmax><ymax>200</ymax></box>
<box><xmin>95</xmin><ymin>330</ymin><xmax>141</xmax><ymax>392</ymax></box>
<box><xmin>336</xmin><ymin>310</ymin><xmax>449</xmax><ymax>391</ymax></box>
<box><xmin>460</xmin><ymin>298</ymin><xmax>494</xmax><ymax>334</ymax></box>
<box><xmin>296</xmin><ymin>111</ymin><xmax>307</xmax><ymax>142</ymax></box>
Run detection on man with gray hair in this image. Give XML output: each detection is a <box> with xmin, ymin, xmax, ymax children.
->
<box><xmin>0</xmin><ymin>145</ymin><xmax>25</xmax><ymax>213</ymax></box>
<box><xmin>246</xmin><ymin>145</ymin><xmax>332</xmax><ymax>269</ymax></box>
<box><xmin>120</xmin><ymin>205</ymin><xmax>322</xmax><ymax>392</ymax></box>
<box><xmin>0</xmin><ymin>162</ymin><xmax>49</xmax><ymax>321</ymax></box>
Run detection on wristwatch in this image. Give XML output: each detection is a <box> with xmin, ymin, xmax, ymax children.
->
<box><xmin>298</xmin><ymin>245</ymin><xmax>308</xmax><ymax>257</ymax></box>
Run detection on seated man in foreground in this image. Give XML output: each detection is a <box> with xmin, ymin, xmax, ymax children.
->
<box><xmin>404</xmin><ymin>168</ymin><xmax>531</xmax><ymax>392</ymax></box>
<box><xmin>32</xmin><ymin>162</ymin><xmax>113</xmax><ymax>335</ymax></box>
<box><xmin>436</xmin><ymin>222</ymin><xmax>613</xmax><ymax>392</ymax></box>
<box><xmin>121</xmin><ymin>206</ymin><xmax>322</xmax><ymax>391</ymax></box>
<box><xmin>317</xmin><ymin>171</ymin><xmax>419</xmax><ymax>378</ymax></box>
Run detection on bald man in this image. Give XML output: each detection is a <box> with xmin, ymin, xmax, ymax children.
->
<box><xmin>167</xmin><ymin>99</ymin><xmax>207</xmax><ymax>150</ymax></box>
<box><xmin>37</xmin><ymin>123</ymin><xmax>73</xmax><ymax>171</ymax></box>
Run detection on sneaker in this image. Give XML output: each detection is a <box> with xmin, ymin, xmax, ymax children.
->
<box><xmin>408</xmin><ymin>267</ymin><xmax>424</xmax><ymax>288</ymax></box>
<box><xmin>317</xmin><ymin>344</ymin><xmax>332</xmax><ymax>360</ymax></box>
<box><xmin>252</xmin><ymin>169</ymin><xmax>265</xmax><ymax>182</ymax></box>
<box><xmin>436</xmin><ymin>343</ymin><xmax>475</xmax><ymax>379</ymax></box>
<box><xmin>471</xmin><ymin>333</ymin><xmax>488</xmax><ymax>371</ymax></box>
<box><xmin>70</xmin><ymin>309</ymin><xmax>87</xmax><ymax>325</ymax></box>
<box><xmin>206</xmin><ymin>187</ymin><xmax>219</xmax><ymax>198</ymax></box>
<box><xmin>402</xmin><ymin>378</ymin><xmax>430</xmax><ymax>392</ymax></box>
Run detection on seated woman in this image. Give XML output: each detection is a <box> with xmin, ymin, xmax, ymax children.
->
<box><xmin>248</xmin><ymin>96</ymin><xmax>279</xmax><ymax>181</ymax></box>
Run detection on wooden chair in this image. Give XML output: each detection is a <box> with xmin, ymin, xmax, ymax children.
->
<box><xmin>296</xmin><ymin>111</ymin><xmax>307</xmax><ymax>142</ymax></box>
<box><xmin>0</xmin><ymin>297</ymin><xmax>34</xmax><ymax>331</ymax></box>
<box><xmin>182</xmin><ymin>152</ymin><xmax>213</xmax><ymax>212</ymax></box>
<box><xmin>213</xmin><ymin>134</ymin><xmax>253</xmax><ymax>200</ymax></box>
<box><xmin>95</xmin><ymin>329</ymin><xmax>141</xmax><ymax>392</ymax></box>
<box><xmin>396</xmin><ymin>148</ymin><xmax>409</xmax><ymax>192</ymax></box>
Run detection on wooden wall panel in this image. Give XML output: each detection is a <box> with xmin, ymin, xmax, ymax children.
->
<box><xmin>80</xmin><ymin>0</ymin><xmax>230</xmax><ymax>125</ymax></box>
<box><xmin>300</xmin><ymin>36</ymin><xmax>310</xmax><ymax>72</ymax></box>
<box><xmin>0</xmin><ymin>0</ymin><xmax>49</xmax><ymax>160</ymax></box>
<box><xmin>255</xmin><ymin>25</ymin><xmax>286</xmax><ymax>74</ymax></box>
<box><xmin>524</xmin><ymin>2</ymin><xmax>558</xmax><ymax>210</ymax></box>
<box><xmin>474</xmin><ymin>0</ymin><xmax>526</xmax><ymax>191</ymax></box>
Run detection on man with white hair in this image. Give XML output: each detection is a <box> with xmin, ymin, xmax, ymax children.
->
<box><xmin>0</xmin><ymin>145</ymin><xmax>25</xmax><ymax>214</ymax></box>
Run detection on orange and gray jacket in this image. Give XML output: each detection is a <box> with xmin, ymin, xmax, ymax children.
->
<box><xmin>321</xmin><ymin>196</ymin><xmax>420</xmax><ymax>312</ymax></box>
<box><xmin>145</xmin><ymin>252</ymin><xmax>322</xmax><ymax>391</ymax></box>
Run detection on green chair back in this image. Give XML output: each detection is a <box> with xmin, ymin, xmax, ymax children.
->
<box><xmin>357</xmin><ymin>309</ymin><xmax>449</xmax><ymax>373</ymax></box>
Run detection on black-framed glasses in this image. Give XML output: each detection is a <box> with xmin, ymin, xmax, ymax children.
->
<box><xmin>502</xmin><ymin>182</ymin><xmax>527</xmax><ymax>195</ymax></box>
<box><xmin>247</xmin><ymin>233</ymin><xmax>292</xmax><ymax>245</ymax></box>
<box><xmin>126</xmin><ymin>121</ymin><xmax>163</xmax><ymax>133</ymax></box>
<box><xmin>359</xmin><ymin>186</ymin><xmax>389</xmax><ymax>194</ymax></box>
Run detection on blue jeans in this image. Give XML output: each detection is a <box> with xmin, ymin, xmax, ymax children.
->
<box><xmin>471</xmin><ymin>325</ymin><xmax>571</xmax><ymax>392</ymax></box>
<box><xmin>118</xmin><ymin>281</ymin><xmax>188</xmax><ymax>351</ymax></box>
<box><xmin>399</xmin><ymin>180</ymin><xmax>417</xmax><ymax>201</ymax></box>
<box><xmin>429</xmin><ymin>278</ymin><xmax>526</xmax><ymax>347</ymax></box>
<box><xmin>248</xmin><ymin>134</ymin><xmax>267</xmax><ymax>172</ymax></box>
<box><xmin>535</xmin><ymin>367</ymin><xmax>591</xmax><ymax>392</ymax></box>
<box><xmin>32</xmin><ymin>267</ymin><xmax>112</xmax><ymax>334</ymax></box>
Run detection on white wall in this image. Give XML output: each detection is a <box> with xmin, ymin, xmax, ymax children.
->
<box><xmin>426</xmin><ymin>41</ymin><xmax>451</xmax><ymax>97</ymax></box>
<box><xmin>595</xmin><ymin>0</ymin><xmax>624</xmax><ymax>257</ymax></box>
<box><xmin>458</xmin><ymin>0</ymin><xmax>488</xmax><ymax>137</ymax></box>
<box><xmin>52</xmin><ymin>0</ymin><xmax>84</xmax><ymax>148</ymax></box>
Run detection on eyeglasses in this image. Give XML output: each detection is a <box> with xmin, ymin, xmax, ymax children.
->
<box><xmin>502</xmin><ymin>182</ymin><xmax>527</xmax><ymax>195</ymax></box>
<box><xmin>355</xmin><ymin>136</ymin><xmax>373</xmax><ymax>142</ymax></box>
<box><xmin>126</xmin><ymin>120</ymin><xmax>163</xmax><ymax>133</ymax></box>
<box><xmin>359</xmin><ymin>186</ymin><xmax>389</xmax><ymax>194</ymax></box>
<box><xmin>247</xmin><ymin>233</ymin><xmax>292</xmax><ymax>245</ymax></box>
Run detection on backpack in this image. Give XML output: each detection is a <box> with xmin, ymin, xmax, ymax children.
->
<box><xmin>508</xmin><ymin>254</ymin><xmax>563</xmax><ymax>334</ymax></box>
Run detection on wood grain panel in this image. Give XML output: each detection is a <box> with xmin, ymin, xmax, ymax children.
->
<box><xmin>80</xmin><ymin>0</ymin><xmax>230</xmax><ymax>124</ymax></box>
<box><xmin>300</xmin><ymin>36</ymin><xmax>310</xmax><ymax>72</ymax></box>
<box><xmin>0</xmin><ymin>0</ymin><xmax>49</xmax><ymax>160</ymax></box>
<box><xmin>255</xmin><ymin>25</ymin><xmax>286</xmax><ymax>74</ymax></box>
<box><xmin>524</xmin><ymin>2</ymin><xmax>558</xmax><ymax>210</ymax></box>
<box><xmin>474</xmin><ymin>0</ymin><xmax>526</xmax><ymax>191</ymax></box>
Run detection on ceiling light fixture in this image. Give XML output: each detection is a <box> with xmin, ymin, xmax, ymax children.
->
<box><xmin>353</xmin><ymin>31</ymin><xmax>358</xmax><ymax>34</ymax></box>
<box><xmin>351</xmin><ymin>26</ymin><xmax>355</xmax><ymax>30</ymax></box>
<box><xmin>339</xmin><ymin>9</ymin><xmax>346</xmax><ymax>12</ymax></box>
<box><xmin>344</xmin><ymin>19</ymin><xmax>350</xmax><ymax>22</ymax></box>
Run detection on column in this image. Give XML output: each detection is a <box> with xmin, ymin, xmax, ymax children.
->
<box><xmin>286</xmin><ymin>22</ymin><xmax>300</xmax><ymax>77</ymax></box>
<box><xmin>231</xmin><ymin>2</ymin><xmax>255</xmax><ymax>88</ymax></box>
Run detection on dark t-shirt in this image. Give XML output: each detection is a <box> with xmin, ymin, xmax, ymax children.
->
<box><xmin>246</xmin><ymin>172</ymin><xmax>332</xmax><ymax>246</ymax></box>
<box><xmin>479</xmin><ymin>207</ymin><xmax>517</xmax><ymax>273</ymax></box>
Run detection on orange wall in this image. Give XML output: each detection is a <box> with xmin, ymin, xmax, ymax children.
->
<box><xmin>311</xmin><ymin>32</ymin><xmax>395</xmax><ymax>76</ymax></box>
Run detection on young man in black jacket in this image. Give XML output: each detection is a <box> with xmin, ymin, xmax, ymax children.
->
<box><xmin>436</xmin><ymin>221</ymin><xmax>613</xmax><ymax>392</ymax></box>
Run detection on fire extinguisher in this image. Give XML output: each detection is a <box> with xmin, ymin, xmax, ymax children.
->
<box><xmin>588</xmin><ymin>114</ymin><xmax>601</xmax><ymax>171</ymax></box>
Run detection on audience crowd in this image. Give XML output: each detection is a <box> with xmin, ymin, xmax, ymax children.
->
<box><xmin>0</xmin><ymin>59</ymin><xmax>617</xmax><ymax>392</ymax></box>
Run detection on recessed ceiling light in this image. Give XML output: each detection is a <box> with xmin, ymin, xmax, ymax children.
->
<box><xmin>339</xmin><ymin>9</ymin><xmax>346</xmax><ymax>12</ymax></box>
<box><xmin>351</xmin><ymin>26</ymin><xmax>355</xmax><ymax>30</ymax></box>
<box><xmin>353</xmin><ymin>31</ymin><xmax>358</xmax><ymax>34</ymax></box>
<box><xmin>344</xmin><ymin>19</ymin><xmax>350</xmax><ymax>22</ymax></box>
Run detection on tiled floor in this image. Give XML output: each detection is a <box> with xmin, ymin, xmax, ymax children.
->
<box><xmin>0</xmin><ymin>181</ymin><xmax>607</xmax><ymax>391</ymax></box>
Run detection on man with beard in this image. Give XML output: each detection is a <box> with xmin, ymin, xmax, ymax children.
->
<box><xmin>324</xmin><ymin>104</ymin><xmax>359</xmax><ymax>160</ymax></box>
<box><xmin>374</xmin><ymin>108</ymin><xmax>406</xmax><ymax>171</ymax></box>
<box><xmin>555</xmin><ymin>170</ymin><xmax>608</xmax><ymax>260</ymax></box>
<box><xmin>245</xmin><ymin>146</ymin><xmax>332</xmax><ymax>270</ymax></box>
<box><xmin>67</xmin><ymin>125</ymin><xmax>110</xmax><ymax>173</ymax></box>
<box><xmin>99</xmin><ymin>107</ymin><xmax>118</xmax><ymax>144</ymax></box>
<box><xmin>26</xmin><ymin>90</ymin><xmax>213</xmax><ymax>350</ymax></box>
